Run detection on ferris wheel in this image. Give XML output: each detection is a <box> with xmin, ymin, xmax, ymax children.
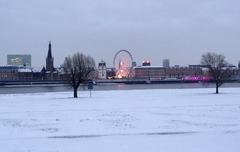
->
<box><xmin>113</xmin><ymin>50</ymin><xmax>133</xmax><ymax>79</ymax></box>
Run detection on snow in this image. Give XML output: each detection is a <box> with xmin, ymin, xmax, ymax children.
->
<box><xmin>0</xmin><ymin>88</ymin><xmax>240</xmax><ymax>152</ymax></box>
<box><xmin>18</xmin><ymin>68</ymin><xmax>32</xmax><ymax>72</ymax></box>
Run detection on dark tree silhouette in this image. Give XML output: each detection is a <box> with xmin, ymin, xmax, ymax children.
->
<box><xmin>201</xmin><ymin>52</ymin><xmax>232</xmax><ymax>94</ymax></box>
<box><xmin>63</xmin><ymin>53</ymin><xmax>95</xmax><ymax>98</ymax></box>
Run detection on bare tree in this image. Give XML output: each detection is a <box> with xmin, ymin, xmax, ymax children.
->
<box><xmin>201</xmin><ymin>52</ymin><xmax>232</xmax><ymax>94</ymax></box>
<box><xmin>63</xmin><ymin>52</ymin><xmax>96</xmax><ymax>98</ymax></box>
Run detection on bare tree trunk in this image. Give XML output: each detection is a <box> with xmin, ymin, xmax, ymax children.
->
<box><xmin>73</xmin><ymin>87</ymin><xmax>78</xmax><ymax>98</ymax></box>
<box><xmin>216</xmin><ymin>82</ymin><xmax>219</xmax><ymax>94</ymax></box>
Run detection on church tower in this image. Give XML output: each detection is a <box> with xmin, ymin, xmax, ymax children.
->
<box><xmin>46</xmin><ymin>41</ymin><xmax>54</xmax><ymax>72</ymax></box>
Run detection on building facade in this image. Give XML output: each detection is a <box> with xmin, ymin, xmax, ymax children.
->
<box><xmin>0</xmin><ymin>66</ymin><xmax>19</xmax><ymax>80</ymax></box>
<box><xmin>165</xmin><ymin>66</ymin><xmax>203</xmax><ymax>79</ymax></box>
<box><xmin>134</xmin><ymin>65</ymin><xmax>204</xmax><ymax>80</ymax></box>
<box><xmin>134</xmin><ymin>66</ymin><xmax>165</xmax><ymax>79</ymax></box>
<box><xmin>98</xmin><ymin>61</ymin><xmax>107</xmax><ymax>79</ymax></box>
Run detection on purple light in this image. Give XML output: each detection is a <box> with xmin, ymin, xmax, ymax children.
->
<box><xmin>183</xmin><ymin>76</ymin><xmax>211</xmax><ymax>81</ymax></box>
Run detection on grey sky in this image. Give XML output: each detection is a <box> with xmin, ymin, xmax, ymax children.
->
<box><xmin>1</xmin><ymin>0</ymin><xmax>240</xmax><ymax>67</ymax></box>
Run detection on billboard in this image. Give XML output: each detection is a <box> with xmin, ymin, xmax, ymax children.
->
<box><xmin>7</xmin><ymin>54</ymin><xmax>31</xmax><ymax>67</ymax></box>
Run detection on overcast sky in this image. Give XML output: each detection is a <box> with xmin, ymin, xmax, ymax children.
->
<box><xmin>1</xmin><ymin>0</ymin><xmax>240</xmax><ymax>67</ymax></box>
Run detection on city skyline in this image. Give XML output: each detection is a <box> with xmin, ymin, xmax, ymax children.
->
<box><xmin>1</xmin><ymin>42</ymin><xmax>239</xmax><ymax>68</ymax></box>
<box><xmin>1</xmin><ymin>0</ymin><xmax>240</xmax><ymax>67</ymax></box>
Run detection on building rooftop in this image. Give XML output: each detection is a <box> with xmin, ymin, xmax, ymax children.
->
<box><xmin>134</xmin><ymin>66</ymin><xmax>165</xmax><ymax>69</ymax></box>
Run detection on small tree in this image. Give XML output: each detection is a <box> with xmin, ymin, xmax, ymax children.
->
<box><xmin>201</xmin><ymin>52</ymin><xmax>232</xmax><ymax>94</ymax></box>
<box><xmin>63</xmin><ymin>52</ymin><xmax>96</xmax><ymax>98</ymax></box>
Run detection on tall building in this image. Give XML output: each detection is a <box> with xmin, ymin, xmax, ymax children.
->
<box><xmin>7</xmin><ymin>54</ymin><xmax>31</xmax><ymax>67</ymax></box>
<box><xmin>98</xmin><ymin>60</ymin><xmax>107</xmax><ymax>79</ymax></box>
<box><xmin>238</xmin><ymin>61</ymin><xmax>240</xmax><ymax>69</ymax></box>
<box><xmin>163</xmin><ymin>59</ymin><xmax>170</xmax><ymax>68</ymax></box>
<box><xmin>132</xmin><ymin>61</ymin><xmax>137</xmax><ymax>67</ymax></box>
<box><xmin>46</xmin><ymin>41</ymin><xmax>54</xmax><ymax>72</ymax></box>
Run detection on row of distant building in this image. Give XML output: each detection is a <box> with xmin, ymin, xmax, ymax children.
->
<box><xmin>97</xmin><ymin>60</ymin><xmax>240</xmax><ymax>81</ymax></box>
<box><xmin>1</xmin><ymin>42</ymin><xmax>240</xmax><ymax>81</ymax></box>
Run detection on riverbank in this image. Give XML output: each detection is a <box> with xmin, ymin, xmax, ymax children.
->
<box><xmin>1</xmin><ymin>82</ymin><xmax>240</xmax><ymax>94</ymax></box>
<box><xmin>1</xmin><ymin>79</ymin><xmax>239</xmax><ymax>86</ymax></box>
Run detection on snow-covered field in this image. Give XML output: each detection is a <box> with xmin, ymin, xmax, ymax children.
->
<box><xmin>0</xmin><ymin>88</ymin><xmax>240</xmax><ymax>152</ymax></box>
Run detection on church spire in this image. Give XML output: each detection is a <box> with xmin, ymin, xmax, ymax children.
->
<box><xmin>46</xmin><ymin>41</ymin><xmax>54</xmax><ymax>72</ymax></box>
<box><xmin>47</xmin><ymin>41</ymin><xmax>52</xmax><ymax>58</ymax></box>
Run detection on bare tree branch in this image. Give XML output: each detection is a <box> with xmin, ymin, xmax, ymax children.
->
<box><xmin>63</xmin><ymin>53</ymin><xmax>96</xmax><ymax>98</ymax></box>
<box><xmin>201</xmin><ymin>52</ymin><xmax>232</xmax><ymax>94</ymax></box>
